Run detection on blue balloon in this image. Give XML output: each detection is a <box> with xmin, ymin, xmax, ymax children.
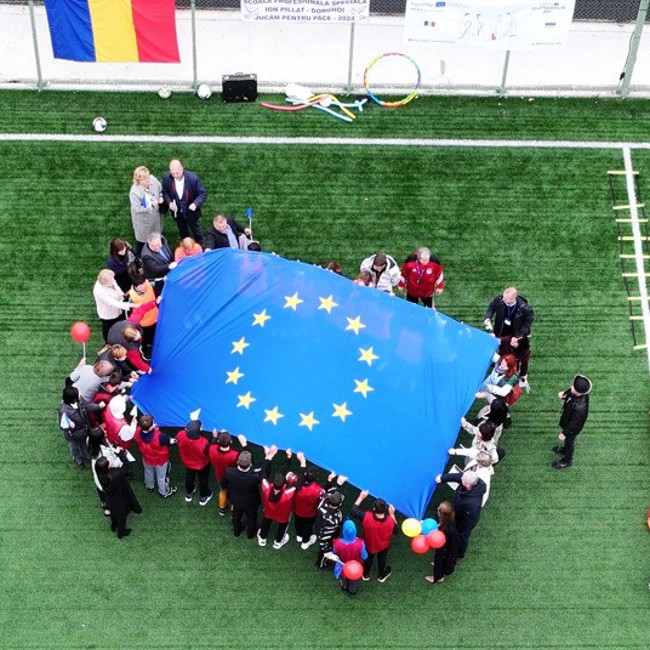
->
<box><xmin>421</xmin><ymin>518</ymin><xmax>438</xmax><ymax>535</ymax></box>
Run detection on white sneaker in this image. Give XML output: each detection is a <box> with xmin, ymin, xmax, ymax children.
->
<box><xmin>519</xmin><ymin>377</ymin><xmax>530</xmax><ymax>393</ymax></box>
<box><xmin>273</xmin><ymin>533</ymin><xmax>290</xmax><ymax>550</ymax></box>
<box><xmin>257</xmin><ymin>532</ymin><xmax>267</xmax><ymax>547</ymax></box>
<box><xmin>296</xmin><ymin>536</ymin><xmax>304</xmax><ymax>544</ymax></box>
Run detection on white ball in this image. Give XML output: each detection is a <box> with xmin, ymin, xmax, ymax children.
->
<box><xmin>196</xmin><ymin>83</ymin><xmax>212</xmax><ymax>100</ymax></box>
<box><xmin>92</xmin><ymin>116</ymin><xmax>107</xmax><ymax>133</ymax></box>
<box><xmin>157</xmin><ymin>86</ymin><xmax>172</xmax><ymax>99</ymax></box>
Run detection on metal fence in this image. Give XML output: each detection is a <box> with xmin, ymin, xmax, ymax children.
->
<box><xmin>1</xmin><ymin>0</ymin><xmax>649</xmax><ymax>96</ymax></box>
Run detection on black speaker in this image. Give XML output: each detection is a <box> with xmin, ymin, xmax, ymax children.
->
<box><xmin>222</xmin><ymin>73</ymin><xmax>258</xmax><ymax>103</ymax></box>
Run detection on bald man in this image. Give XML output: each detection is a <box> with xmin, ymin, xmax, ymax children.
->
<box><xmin>161</xmin><ymin>159</ymin><xmax>208</xmax><ymax>245</ymax></box>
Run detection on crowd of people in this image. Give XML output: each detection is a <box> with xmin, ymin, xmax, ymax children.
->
<box><xmin>58</xmin><ymin>157</ymin><xmax>593</xmax><ymax>592</ymax></box>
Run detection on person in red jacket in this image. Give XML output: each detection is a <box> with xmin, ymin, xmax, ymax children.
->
<box><xmin>350</xmin><ymin>489</ymin><xmax>398</xmax><ymax>583</ymax></box>
<box><xmin>208</xmin><ymin>430</ymin><xmax>247</xmax><ymax>516</ymax></box>
<box><xmin>258</xmin><ymin>447</ymin><xmax>296</xmax><ymax>549</ymax></box>
<box><xmin>176</xmin><ymin>419</ymin><xmax>213</xmax><ymax>506</ymax></box>
<box><xmin>399</xmin><ymin>247</ymin><xmax>444</xmax><ymax>308</ymax></box>
<box><xmin>293</xmin><ymin>451</ymin><xmax>325</xmax><ymax>550</ymax></box>
<box><xmin>329</xmin><ymin>520</ymin><xmax>368</xmax><ymax>597</ymax></box>
<box><xmin>133</xmin><ymin>414</ymin><xmax>178</xmax><ymax>498</ymax></box>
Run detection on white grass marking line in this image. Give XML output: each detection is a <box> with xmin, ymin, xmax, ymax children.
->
<box><xmin>2</xmin><ymin>132</ymin><xmax>650</xmax><ymax>149</ymax></box>
<box><xmin>622</xmin><ymin>146</ymin><xmax>650</xmax><ymax>370</ymax></box>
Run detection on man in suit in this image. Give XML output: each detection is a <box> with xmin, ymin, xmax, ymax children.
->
<box><xmin>204</xmin><ymin>213</ymin><xmax>252</xmax><ymax>250</ymax></box>
<box><xmin>141</xmin><ymin>233</ymin><xmax>176</xmax><ymax>283</ymax></box>
<box><xmin>552</xmin><ymin>374</ymin><xmax>592</xmax><ymax>469</ymax></box>
<box><xmin>162</xmin><ymin>159</ymin><xmax>208</xmax><ymax>245</ymax></box>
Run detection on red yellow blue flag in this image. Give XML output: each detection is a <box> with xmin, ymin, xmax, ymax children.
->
<box><xmin>44</xmin><ymin>0</ymin><xmax>180</xmax><ymax>63</ymax></box>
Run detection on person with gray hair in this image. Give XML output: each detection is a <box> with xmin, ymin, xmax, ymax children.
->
<box><xmin>399</xmin><ymin>246</ymin><xmax>445</xmax><ymax>308</ymax></box>
<box><xmin>436</xmin><ymin>469</ymin><xmax>486</xmax><ymax>558</ymax></box>
<box><xmin>140</xmin><ymin>232</ymin><xmax>177</xmax><ymax>281</ymax></box>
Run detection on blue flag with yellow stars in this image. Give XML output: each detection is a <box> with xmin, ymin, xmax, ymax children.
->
<box><xmin>131</xmin><ymin>249</ymin><xmax>498</xmax><ymax>518</ymax></box>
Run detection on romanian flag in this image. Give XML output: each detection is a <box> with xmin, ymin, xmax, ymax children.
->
<box><xmin>44</xmin><ymin>0</ymin><xmax>180</xmax><ymax>63</ymax></box>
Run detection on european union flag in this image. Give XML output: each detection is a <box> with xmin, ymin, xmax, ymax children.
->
<box><xmin>131</xmin><ymin>249</ymin><xmax>497</xmax><ymax>518</ymax></box>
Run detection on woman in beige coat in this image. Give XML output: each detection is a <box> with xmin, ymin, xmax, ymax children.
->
<box><xmin>129</xmin><ymin>166</ymin><xmax>164</xmax><ymax>255</ymax></box>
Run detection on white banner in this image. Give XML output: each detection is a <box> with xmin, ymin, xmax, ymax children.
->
<box><xmin>404</xmin><ymin>0</ymin><xmax>576</xmax><ymax>50</ymax></box>
<box><xmin>242</xmin><ymin>0</ymin><xmax>369</xmax><ymax>23</ymax></box>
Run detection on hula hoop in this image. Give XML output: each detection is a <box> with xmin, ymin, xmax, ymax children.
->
<box><xmin>363</xmin><ymin>52</ymin><xmax>421</xmax><ymax>108</ymax></box>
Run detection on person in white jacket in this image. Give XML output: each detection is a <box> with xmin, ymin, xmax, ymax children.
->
<box><xmin>359</xmin><ymin>252</ymin><xmax>402</xmax><ymax>295</ymax></box>
<box><xmin>93</xmin><ymin>269</ymin><xmax>133</xmax><ymax>342</ymax></box>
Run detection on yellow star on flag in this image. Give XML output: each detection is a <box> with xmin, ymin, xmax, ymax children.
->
<box><xmin>353</xmin><ymin>379</ymin><xmax>374</xmax><ymax>398</ymax></box>
<box><xmin>252</xmin><ymin>309</ymin><xmax>271</xmax><ymax>327</ymax></box>
<box><xmin>299</xmin><ymin>411</ymin><xmax>320</xmax><ymax>431</ymax></box>
<box><xmin>359</xmin><ymin>346</ymin><xmax>379</xmax><ymax>366</ymax></box>
<box><xmin>226</xmin><ymin>367</ymin><xmax>244</xmax><ymax>385</ymax></box>
<box><xmin>318</xmin><ymin>295</ymin><xmax>339</xmax><ymax>314</ymax></box>
<box><xmin>231</xmin><ymin>337</ymin><xmax>250</xmax><ymax>355</ymax></box>
<box><xmin>345</xmin><ymin>316</ymin><xmax>366</xmax><ymax>335</ymax></box>
<box><xmin>237</xmin><ymin>391</ymin><xmax>257</xmax><ymax>410</ymax></box>
<box><xmin>332</xmin><ymin>402</ymin><xmax>353</xmax><ymax>422</ymax></box>
<box><xmin>284</xmin><ymin>292</ymin><xmax>304</xmax><ymax>311</ymax></box>
<box><xmin>264</xmin><ymin>406</ymin><xmax>284</xmax><ymax>425</ymax></box>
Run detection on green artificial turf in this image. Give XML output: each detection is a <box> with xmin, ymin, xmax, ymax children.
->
<box><xmin>0</xmin><ymin>90</ymin><xmax>648</xmax><ymax>649</ymax></box>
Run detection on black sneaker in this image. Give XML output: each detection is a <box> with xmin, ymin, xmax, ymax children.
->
<box><xmin>552</xmin><ymin>446</ymin><xmax>566</xmax><ymax>455</ymax></box>
<box><xmin>185</xmin><ymin>488</ymin><xmax>196</xmax><ymax>503</ymax></box>
<box><xmin>199</xmin><ymin>490</ymin><xmax>214</xmax><ymax>507</ymax></box>
<box><xmin>146</xmin><ymin>486</ymin><xmax>155</xmax><ymax>493</ymax></box>
<box><xmin>218</xmin><ymin>507</ymin><xmax>228</xmax><ymax>517</ymax></box>
<box><xmin>377</xmin><ymin>567</ymin><xmax>392</xmax><ymax>583</ymax></box>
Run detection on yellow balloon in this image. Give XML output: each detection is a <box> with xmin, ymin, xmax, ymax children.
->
<box><xmin>401</xmin><ymin>518</ymin><xmax>422</xmax><ymax>538</ymax></box>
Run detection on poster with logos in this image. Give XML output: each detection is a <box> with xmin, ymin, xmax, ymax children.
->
<box><xmin>404</xmin><ymin>0</ymin><xmax>576</xmax><ymax>49</ymax></box>
<box><xmin>242</xmin><ymin>0</ymin><xmax>369</xmax><ymax>23</ymax></box>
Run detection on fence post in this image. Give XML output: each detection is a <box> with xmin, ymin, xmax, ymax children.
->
<box><xmin>191</xmin><ymin>0</ymin><xmax>198</xmax><ymax>90</ymax></box>
<box><xmin>498</xmin><ymin>50</ymin><xmax>510</xmax><ymax>97</ymax></box>
<box><xmin>617</xmin><ymin>0</ymin><xmax>650</xmax><ymax>98</ymax></box>
<box><xmin>28</xmin><ymin>0</ymin><xmax>44</xmax><ymax>90</ymax></box>
<box><xmin>345</xmin><ymin>22</ymin><xmax>356</xmax><ymax>96</ymax></box>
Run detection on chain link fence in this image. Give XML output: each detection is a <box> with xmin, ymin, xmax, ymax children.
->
<box><xmin>1</xmin><ymin>0</ymin><xmax>649</xmax><ymax>95</ymax></box>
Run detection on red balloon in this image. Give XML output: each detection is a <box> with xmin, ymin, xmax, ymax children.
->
<box><xmin>427</xmin><ymin>530</ymin><xmax>446</xmax><ymax>550</ymax></box>
<box><xmin>411</xmin><ymin>534</ymin><xmax>430</xmax><ymax>554</ymax></box>
<box><xmin>342</xmin><ymin>560</ymin><xmax>364</xmax><ymax>581</ymax></box>
<box><xmin>70</xmin><ymin>321</ymin><xmax>91</xmax><ymax>343</ymax></box>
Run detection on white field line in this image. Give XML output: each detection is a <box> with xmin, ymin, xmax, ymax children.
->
<box><xmin>1</xmin><ymin>132</ymin><xmax>650</xmax><ymax>149</ymax></box>
<box><xmin>622</xmin><ymin>146</ymin><xmax>650</xmax><ymax>369</ymax></box>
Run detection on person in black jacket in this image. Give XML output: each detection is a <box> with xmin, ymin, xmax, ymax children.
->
<box><xmin>552</xmin><ymin>374</ymin><xmax>592</xmax><ymax>469</ymax></box>
<box><xmin>483</xmin><ymin>287</ymin><xmax>535</xmax><ymax>387</ymax></box>
<box><xmin>220</xmin><ymin>447</ymin><xmax>273</xmax><ymax>539</ymax></box>
<box><xmin>204</xmin><ymin>214</ymin><xmax>251</xmax><ymax>250</ymax></box>
<box><xmin>426</xmin><ymin>501</ymin><xmax>460</xmax><ymax>584</ymax></box>
<box><xmin>95</xmin><ymin>457</ymin><xmax>142</xmax><ymax>538</ymax></box>
<box><xmin>141</xmin><ymin>233</ymin><xmax>177</xmax><ymax>281</ymax></box>
<box><xmin>436</xmin><ymin>470</ymin><xmax>486</xmax><ymax>559</ymax></box>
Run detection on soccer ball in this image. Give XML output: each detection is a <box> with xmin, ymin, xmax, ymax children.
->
<box><xmin>92</xmin><ymin>116</ymin><xmax>107</xmax><ymax>133</ymax></box>
<box><xmin>157</xmin><ymin>86</ymin><xmax>172</xmax><ymax>99</ymax></box>
<box><xmin>196</xmin><ymin>83</ymin><xmax>212</xmax><ymax>100</ymax></box>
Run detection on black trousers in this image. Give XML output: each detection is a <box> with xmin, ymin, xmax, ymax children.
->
<box><xmin>294</xmin><ymin>514</ymin><xmax>316</xmax><ymax>541</ymax></box>
<box><xmin>101</xmin><ymin>314</ymin><xmax>125</xmax><ymax>343</ymax></box>
<box><xmin>175</xmin><ymin>212</ymin><xmax>203</xmax><ymax>245</ymax></box>
<box><xmin>363</xmin><ymin>548</ymin><xmax>389</xmax><ymax>577</ymax></box>
<box><xmin>406</xmin><ymin>293</ymin><xmax>433</xmax><ymax>308</ymax></box>
<box><xmin>558</xmin><ymin>433</ymin><xmax>578</xmax><ymax>463</ymax></box>
<box><xmin>259</xmin><ymin>517</ymin><xmax>288</xmax><ymax>543</ymax></box>
<box><xmin>184</xmin><ymin>464</ymin><xmax>210</xmax><ymax>498</ymax></box>
<box><xmin>232</xmin><ymin>504</ymin><xmax>259</xmax><ymax>538</ymax></box>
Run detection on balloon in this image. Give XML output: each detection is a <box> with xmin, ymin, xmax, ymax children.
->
<box><xmin>70</xmin><ymin>321</ymin><xmax>91</xmax><ymax>343</ymax></box>
<box><xmin>420</xmin><ymin>518</ymin><xmax>438</xmax><ymax>535</ymax></box>
<box><xmin>411</xmin><ymin>534</ymin><xmax>429</xmax><ymax>554</ymax></box>
<box><xmin>427</xmin><ymin>530</ymin><xmax>446</xmax><ymax>550</ymax></box>
<box><xmin>342</xmin><ymin>560</ymin><xmax>364</xmax><ymax>581</ymax></box>
<box><xmin>401</xmin><ymin>517</ymin><xmax>422</xmax><ymax>538</ymax></box>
